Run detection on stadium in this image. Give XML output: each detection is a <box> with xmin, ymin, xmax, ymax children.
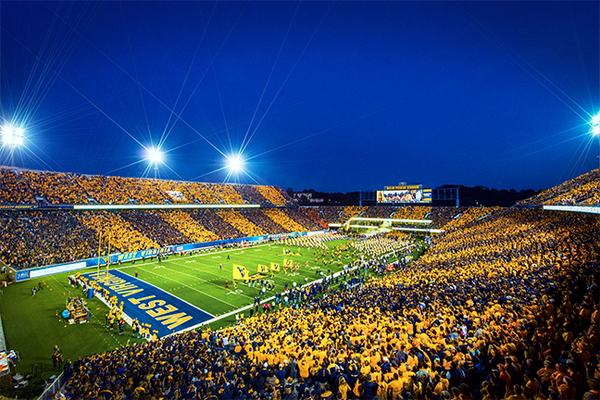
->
<box><xmin>0</xmin><ymin>168</ymin><xmax>598</xmax><ymax>400</ymax></box>
<box><xmin>1</xmin><ymin>1</ymin><xmax>599</xmax><ymax>400</ymax></box>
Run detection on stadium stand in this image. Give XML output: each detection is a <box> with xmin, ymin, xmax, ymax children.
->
<box><xmin>0</xmin><ymin>211</ymin><xmax>101</xmax><ymax>269</ymax></box>
<box><xmin>285</xmin><ymin>208</ymin><xmax>324</xmax><ymax>232</ymax></box>
<box><xmin>302</xmin><ymin>207</ymin><xmax>329</xmax><ymax>230</ymax></box>
<box><xmin>159</xmin><ymin>210</ymin><xmax>219</xmax><ymax>244</ymax></box>
<box><xmin>21</xmin><ymin>170</ymin><xmax>87</xmax><ymax>204</ymax></box>
<box><xmin>0</xmin><ymin>167</ymin><xmax>300</xmax><ymax>206</ymax></box>
<box><xmin>217</xmin><ymin>210</ymin><xmax>266</xmax><ymax>237</ymax></box>
<box><xmin>319</xmin><ymin>206</ymin><xmax>345</xmax><ymax>225</ymax></box>
<box><xmin>1</xmin><ymin>168</ymin><xmax>599</xmax><ymax>400</ymax></box>
<box><xmin>390</xmin><ymin>205</ymin><xmax>431</xmax><ymax>221</ymax></box>
<box><xmin>120</xmin><ymin>211</ymin><xmax>190</xmax><ymax>247</ymax></box>
<box><xmin>234</xmin><ymin>184</ymin><xmax>267</xmax><ymax>204</ymax></box>
<box><xmin>77</xmin><ymin>211</ymin><xmax>159</xmax><ymax>253</ymax></box>
<box><xmin>427</xmin><ymin>206</ymin><xmax>467</xmax><ymax>230</ymax></box>
<box><xmin>190</xmin><ymin>210</ymin><xmax>243</xmax><ymax>240</ymax></box>
<box><xmin>74</xmin><ymin>175</ymin><xmax>137</xmax><ymax>205</ymax></box>
<box><xmin>208</xmin><ymin>183</ymin><xmax>245</xmax><ymax>205</ymax></box>
<box><xmin>59</xmin><ymin>207</ymin><xmax>599</xmax><ymax>400</ymax></box>
<box><xmin>188</xmin><ymin>182</ymin><xmax>222</xmax><ymax>204</ymax></box>
<box><xmin>239</xmin><ymin>208</ymin><xmax>288</xmax><ymax>235</ymax></box>
<box><xmin>363</xmin><ymin>205</ymin><xmax>397</xmax><ymax>219</ymax></box>
<box><xmin>441</xmin><ymin>206</ymin><xmax>501</xmax><ymax>231</ymax></box>
<box><xmin>262</xmin><ymin>208</ymin><xmax>310</xmax><ymax>233</ymax></box>
<box><xmin>256</xmin><ymin>185</ymin><xmax>288</xmax><ymax>206</ymax></box>
<box><xmin>341</xmin><ymin>206</ymin><xmax>367</xmax><ymax>222</ymax></box>
<box><xmin>519</xmin><ymin>168</ymin><xmax>600</xmax><ymax>207</ymax></box>
<box><xmin>0</xmin><ymin>167</ymin><xmax>35</xmax><ymax>204</ymax></box>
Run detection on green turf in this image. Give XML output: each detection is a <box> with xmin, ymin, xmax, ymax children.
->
<box><xmin>0</xmin><ymin>239</ymin><xmax>404</xmax><ymax>399</ymax></box>
<box><xmin>112</xmin><ymin>241</ymin><xmax>362</xmax><ymax>318</ymax></box>
<box><xmin>0</xmin><ymin>275</ymin><xmax>146</xmax><ymax>398</ymax></box>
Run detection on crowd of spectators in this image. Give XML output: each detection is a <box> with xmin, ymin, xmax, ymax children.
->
<box><xmin>217</xmin><ymin>211</ymin><xmax>266</xmax><ymax>238</ymax></box>
<box><xmin>21</xmin><ymin>170</ymin><xmax>87</xmax><ymax>204</ymax></box>
<box><xmin>120</xmin><ymin>211</ymin><xmax>190</xmax><ymax>247</ymax></box>
<box><xmin>363</xmin><ymin>206</ymin><xmax>395</xmax><ymax>219</ymax></box>
<box><xmin>391</xmin><ymin>206</ymin><xmax>431</xmax><ymax>221</ymax></box>
<box><xmin>76</xmin><ymin>212</ymin><xmax>159</xmax><ymax>254</ymax></box>
<box><xmin>519</xmin><ymin>168</ymin><xmax>600</xmax><ymax>207</ymax></box>
<box><xmin>301</xmin><ymin>208</ymin><xmax>329</xmax><ymax>230</ymax></box>
<box><xmin>256</xmin><ymin>186</ymin><xmax>288</xmax><ymax>206</ymax></box>
<box><xmin>0</xmin><ymin>167</ymin><xmax>35</xmax><ymax>204</ymax></box>
<box><xmin>441</xmin><ymin>207</ymin><xmax>501</xmax><ymax>232</ymax></box>
<box><xmin>262</xmin><ymin>209</ymin><xmax>310</xmax><ymax>233</ymax></box>
<box><xmin>75</xmin><ymin>175</ymin><xmax>141</xmax><ymax>205</ymax></box>
<box><xmin>284</xmin><ymin>209</ymin><xmax>323</xmax><ymax>232</ymax></box>
<box><xmin>319</xmin><ymin>206</ymin><xmax>345</xmax><ymax>225</ymax></box>
<box><xmin>159</xmin><ymin>211</ymin><xmax>220</xmax><ymax>244</ymax></box>
<box><xmin>543</xmin><ymin>173</ymin><xmax>600</xmax><ymax>207</ymax></box>
<box><xmin>184</xmin><ymin>182</ymin><xmax>223</xmax><ymax>204</ymax></box>
<box><xmin>427</xmin><ymin>207</ymin><xmax>466</xmax><ymax>230</ymax></box>
<box><xmin>211</xmin><ymin>184</ymin><xmax>246</xmax><ymax>205</ymax></box>
<box><xmin>234</xmin><ymin>185</ymin><xmax>267</xmax><ymax>205</ymax></box>
<box><xmin>59</xmin><ymin>208</ymin><xmax>599</xmax><ymax>400</ymax></box>
<box><xmin>190</xmin><ymin>210</ymin><xmax>243</xmax><ymax>241</ymax></box>
<box><xmin>382</xmin><ymin>230</ymin><xmax>413</xmax><ymax>242</ymax></box>
<box><xmin>0</xmin><ymin>211</ymin><xmax>101</xmax><ymax>268</ymax></box>
<box><xmin>340</xmin><ymin>206</ymin><xmax>367</xmax><ymax>222</ymax></box>
<box><xmin>240</xmin><ymin>209</ymin><xmax>288</xmax><ymax>235</ymax></box>
<box><xmin>0</xmin><ymin>167</ymin><xmax>295</xmax><ymax>206</ymax></box>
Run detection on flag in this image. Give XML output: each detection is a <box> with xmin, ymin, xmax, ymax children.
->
<box><xmin>283</xmin><ymin>258</ymin><xmax>293</xmax><ymax>268</ymax></box>
<box><xmin>270</xmin><ymin>262</ymin><xmax>280</xmax><ymax>272</ymax></box>
<box><xmin>257</xmin><ymin>264</ymin><xmax>269</xmax><ymax>274</ymax></box>
<box><xmin>233</xmin><ymin>264</ymin><xmax>249</xmax><ymax>280</ymax></box>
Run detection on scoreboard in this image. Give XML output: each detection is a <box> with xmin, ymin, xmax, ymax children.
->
<box><xmin>377</xmin><ymin>185</ymin><xmax>432</xmax><ymax>204</ymax></box>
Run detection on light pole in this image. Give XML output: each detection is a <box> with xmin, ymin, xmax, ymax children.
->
<box><xmin>1</xmin><ymin>125</ymin><xmax>25</xmax><ymax>167</ymax></box>
<box><xmin>592</xmin><ymin>113</ymin><xmax>600</xmax><ymax>169</ymax></box>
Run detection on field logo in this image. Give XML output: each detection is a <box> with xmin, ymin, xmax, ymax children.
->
<box><xmin>233</xmin><ymin>264</ymin><xmax>249</xmax><ymax>280</ymax></box>
<box><xmin>270</xmin><ymin>262</ymin><xmax>280</xmax><ymax>272</ymax></box>
<box><xmin>257</xmin><ymin>264</ymin><xmax>269</xmax><ymax>274</ymax></box>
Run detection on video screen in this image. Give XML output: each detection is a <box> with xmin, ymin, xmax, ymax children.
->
<box><xmin>377</xmin><ymin>189</ymin><xmax>432</xmax><ymax>204</ymax></box>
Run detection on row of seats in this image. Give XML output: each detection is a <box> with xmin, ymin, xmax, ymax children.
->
<box><xmin>0</xmin><ymin>167</ymin><xmax>293</xmax><ymax>205</ymax></box>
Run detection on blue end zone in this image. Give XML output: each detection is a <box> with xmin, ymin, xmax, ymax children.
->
<box><xmin>81</xmin><ymin>269</ymin><xmax>213</xmax><ymax>337</ymax></box>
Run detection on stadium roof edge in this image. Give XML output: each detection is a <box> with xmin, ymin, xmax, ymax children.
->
<box><xmin>542</xmin><ymin>205</ymin><xmax>600</xmax><ymax>215</ymax></box>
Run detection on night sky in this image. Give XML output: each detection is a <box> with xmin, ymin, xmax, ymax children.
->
<box><xmin>1</xmin><ymin>1</ymin><xmax>598</xmax><ymax>193</ymax></box>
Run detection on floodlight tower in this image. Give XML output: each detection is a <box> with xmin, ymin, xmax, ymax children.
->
<box><xmin>1</xmin><ymin>125</ymin><xmax>25</xmax><ymax>167</ymax></box>
<box><xmin>147</xmin><ymin>148</ymin><xmax>163</xmax><ymax>179</ymax></box>
<box><xmin>592</xmin><ymin>113</ymin><xmax>600</xmax><ymax>169</ymax></box>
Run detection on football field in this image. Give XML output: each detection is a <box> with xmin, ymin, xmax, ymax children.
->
<box><xmin>1</xmin><ymin>238</ymin><xmax>396</xmax><ymax>392</ymax></box>
<box><xmin>80</xmin><ymin>241</ymin><xmax>357</xmax><ymax>337</ymax></box>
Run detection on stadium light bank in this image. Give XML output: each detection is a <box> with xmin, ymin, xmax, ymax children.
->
<box><xmin>592</xmin><ymin>113</ymin><xmax>600</xmax><ymax>169</ymax></box>
<box><xmin>1</xmin><ymin>125</ymin><xmax>25</xmax><ymax>167</ymax></box>
<box><xmin>147</xmin><ymin>147</ymin><xmax>163</xmax><ymax>179</ymax></box>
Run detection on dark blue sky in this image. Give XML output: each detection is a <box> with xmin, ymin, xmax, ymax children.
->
<box><xmin>1</xmin><ymin>1</ymin><xmax>598</xmax><ymax>192</ymax></box>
